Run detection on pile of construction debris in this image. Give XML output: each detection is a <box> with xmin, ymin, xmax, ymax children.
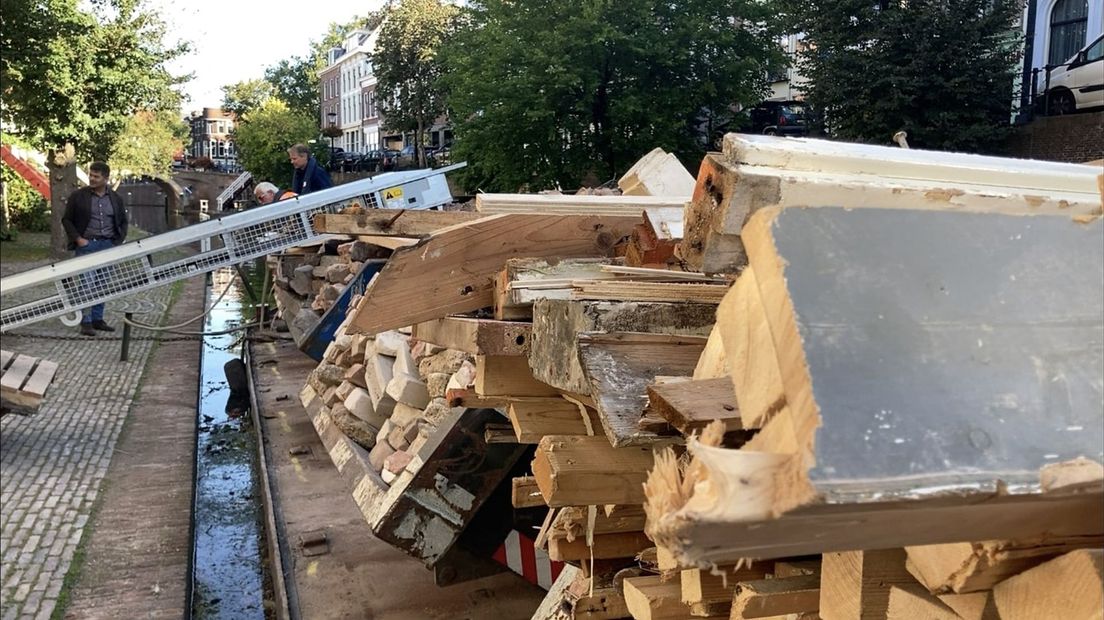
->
<box><xmin>272</xmin><ymin>139</ymin><xmax>1104</xmax><ymax>619</ymax></box>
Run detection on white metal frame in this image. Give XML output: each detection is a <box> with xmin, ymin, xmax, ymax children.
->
<box><xmin>0</xmin><ymin>165</ymin><xmax>463</xmax><ymax>332</ymax></box>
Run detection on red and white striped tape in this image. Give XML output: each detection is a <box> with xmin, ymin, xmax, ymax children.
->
<box><xmin>492</xmin><ymin>529</ymin><xmax>565</xmax><ymax>590</ymax></box>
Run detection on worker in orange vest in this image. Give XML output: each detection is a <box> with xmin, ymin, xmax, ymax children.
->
<box><xmin>253</xmin><ymin>182</ymin><xmax>297</xmax><ymax>205</ymax></box>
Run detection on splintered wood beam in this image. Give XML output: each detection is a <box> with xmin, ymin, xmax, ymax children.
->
<box><xmin>992</xmin><ymin>549</ymin><xmax>1104</xmax><ymax>620</ymax></box>
<box><xmin>312</xmin><ymin>210</ymin><xmax>483</xmax><ymax>237</ymax></box>
<box><xmin>716</xmin><ymin>267</ymin><xmax>786</xmax><ymax>430</ymax></box>
<box><xmin>647</xmin><ymin>377</ymin><xmax>744</xmax><ymax>435</ymax></box>
<box><xmin>693</xmin><ymin>325</ymin><xmax>729</xmax><ymax>380</ymax></box>
<box><xmin>531</xmin><ymin>435</ymin><xmax>656</xmax><ymax>507</ymax></box>
<box><xmin>548</xmin><ymin>530</ymin><xmax>653</xmax><ymax>562</ymax></box>
<box><xmin>411</xmin><ymin>316</ymin><xmax>531</xmax><ymax>356</ymax></box>
<box><xmin>573</xmin><ymin>586</ymin><xmax>632</xmax><ymax>620</ymax></box>
<box><xmin>646</xmin><ymin>207</ymin><xmax>1104</xmax><ymax>565</ymax></box>
<box><xmin>507</xmin><ymin>398</ymin><xmax>590</xmax><ymax>443</ymax></box>
<box><xmin>904</xmin><ymin>535</ymin><xmax>1104</xmax><ymax>594</ymax></box>
<box><xmin>578</xmin><ymin>332</ymin><xmax>707</xmax><ymax>447</ymax></box>
<box><xmin>511</xmin><ymin>476</ymin><xmax>546</xmax><ymax>508</ymax></box>
<box><xmin>528</xmin><ymin>298</ymin><xmax>715</xmax><ymax>396</ymax></box>
<box><xmin>818</xmin><ymin>549</ymin><xmax>917</xmax><ymax>620</ymax></box>
<box><xmin>475</xmin><ymin>355</ymin><xmax>559</xmax><ymax>397</ymax></box>
<box><xmin>731</xmin><ymin>574</ymin><xmax>820</xmax><ymax>619</ymax></box>
<box><xmin>347</xmin><ymin>213</ymin><xmax>638</xmax><ymax>335</ymax></box>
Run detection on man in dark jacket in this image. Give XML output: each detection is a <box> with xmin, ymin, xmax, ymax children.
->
<box><xmin>288</xmin><ymin>143</ymin><xmax>333</xmax><ymax>195</ymax></box>
<box><xmin>61</xmin><ymin>161</ymin><xmax>128</xmax><ymax>337</ymax></box>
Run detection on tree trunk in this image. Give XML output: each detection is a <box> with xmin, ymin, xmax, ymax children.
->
<box><xmin>416</xmin><ymin>117</ymin><xmax>425</xmax><ymax>169</ymax></box>
<box><xmin>46</xmin><ymin>144</ymin><xmax>80</xmax><ymax>259</ymax></box>
<box><xmin>0</xmin><ymin>177</ymin><xmax>10</xmax><ymax>240</ymax></box>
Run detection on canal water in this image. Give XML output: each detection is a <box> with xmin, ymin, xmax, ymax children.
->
<box><xmin>191</xmin><ymin>266</ymin><xmax>270</xmax><ymax>618</ymax></box>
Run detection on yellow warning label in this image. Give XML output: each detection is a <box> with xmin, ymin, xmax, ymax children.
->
<box><xmin>383</xmin><ymin>186</ymin><xmax>403</xmax><ymax>200</ymax></box>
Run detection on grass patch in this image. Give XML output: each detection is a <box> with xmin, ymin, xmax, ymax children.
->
<box><xmin>0</xmin><ymin>231</ymin><xmax>53</xmax><ymax>263</ymax></box>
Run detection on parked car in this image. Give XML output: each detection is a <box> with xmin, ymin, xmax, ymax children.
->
<box><xmin>396</xmin><ymin>144</ymin><xmax>443</xmax><ymax>170</ymax></box>
<box><xmin>742</xmin><ymin>100</ymin><xmax>810</xmax><ymax>137</ymax></box>
<box><xmin>1041</xmin><ymin>33</ymin><xmax>1104</xmax><ymax>115</ymax></box>
<box><xmin>359</xmin><ymin>149</ymin><xmax>400</xmax><ymax>172</ymax></box>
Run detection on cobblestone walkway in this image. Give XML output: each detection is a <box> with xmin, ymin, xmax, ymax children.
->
<box><xmin>1</xmin><ymin>262</ymin><xmax>181</xmax><ymax>620</ymax></box>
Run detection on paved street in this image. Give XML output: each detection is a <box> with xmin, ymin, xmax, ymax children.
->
<box><xmin>1</xmin><ymin>259</ymin><xmax>180</xmax><ymax>620</ymax></box>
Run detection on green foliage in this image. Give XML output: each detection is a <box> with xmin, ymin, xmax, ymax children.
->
<box><xmin>265</xmin><ymin>56</ymin><xmax>320</xmax><ymax>120</ymax></box>
<box><xmin>0</xmin><ymin>0</ymin><xmax>188</xmax><ymax>159</ymax></box>
<box><xmin>221</xmin><ymin>79</ymin><xmax>274</xmax><ymax>119</ymax></box>
<box><xmin>439</xmin><ymin>0</ymin><xmax>782</xmax><ymax>192</ymax></box>
<box><xmin>1</xmin><ymin>165</ymin><xmax>50</xmax><ymax>232</ymax></box>
<box><xmin>109</xmin><ymin>110</ymin><xmax>188</xmax><ymax>178</ymax></box>
<box><xmin>373</xmin><ymin>0</ymin><xmax>459</xmax><ymax>163</ymax></box>
<box><xmin>233</xmin><ymin>99</ymin><xmax>318</xmax><ymax>188</ymax></box>
<box><xmin>780</xmin><ymin>0</ymin><xmax>1021</xmax><ymax>152</ymax></box>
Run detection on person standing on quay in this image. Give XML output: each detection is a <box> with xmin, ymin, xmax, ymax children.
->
<box><xmin>61</xmin><ymin>161</ymin><xmax>128</xmax><ymax>337</ymax></box>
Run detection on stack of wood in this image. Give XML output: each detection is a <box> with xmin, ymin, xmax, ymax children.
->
<box><xmin>288</xmin><ymin>138</ymin><xmax>1104</xmax><ymax>619</ymax></box>
<box><xmin>269</xmin><ymin>236</ymin><xmax>396</xmax><ymax>344</ymax></box>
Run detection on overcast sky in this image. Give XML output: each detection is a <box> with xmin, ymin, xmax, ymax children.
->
<box><xmin>150</xmin><ymin>0</ymin><xmax>385</xmax><ymax>111</ymax></box>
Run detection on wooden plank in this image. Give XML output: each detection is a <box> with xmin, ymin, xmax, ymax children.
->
<box><xmin>600</xmin><ymin>265</ymin><xmax>726</xmax><ymax>282</ymax></box>
<box><xmin>476</xmin><ymin>193</ymin><xmax>684</xmax><ymax>214</ymax></box>
<box><xmin>992</xmin><ymin>549</ymin><xmax>1103</xmax><ymax>620</ymax></box>
<box><xmin>886</xmin><ymin>585</ymin><xmax>961</xmax><ymax>620</ymax></box>
<box><xmin>578</xmin><ymin>332</ymin><xmax>707</xmax><ymax>448</ymax></box>
<box><xmin>818</xmin><ymin>549</ymin><xmax>916</xmax><ymax>620</ymax></box>
<box><xmin>693</xmin><ymin>326</ymin><xmax>729</xmax><ymax>380</ymax></box>
<box><xmin>531</xmin><ymin>435</ymin><xmax>656</xmax><ymax>507</ymax></box>
<box><xmin>730</xmin><ymin>574</ymin><xmax>820</xmax><ymax>619</ymax></box>
<box><xmin>528</xmin><ymin>298</ymin><xmax>715</xmax><ymax>396</ymax></box>
<box><xmin>507</xmin><ymin>398</ymin><xmax>589</xmax><ymax>443</ymax></box>
<box><xmin>475</xmin><ymin>355</ymin><xmax>559</xmax><ymax>397</ymax></box>
<box><xmin>511</xmin><ymin>476</ymin><xmax>546</xmax><ymax>508</ymax></box>
<box><xmin>0</xmin><ymin>355</ymin><xmax>35</xmax><ymax>391</ymax></box>
<box><xmin>618</xmin><ymin>147</ymin><xmax>695</xmax><ymax>198</ymax></box>
<box><xmin>355</xmin><ymin>235</ymin><xmax>418</xmax><ymax>250</ymax></box>
<box><xmin>347</xmin><ymin>213</ymin><xmax>638</xmax><ymax>335</ymax></box>
<box><xmin>21</xmin><ymin>360</ymin><xmax>58</xmax><ymax>398</ymax></box>
<box><xmin>553</xmin><ymin>505</ymin><xmax>648</xmax><ymax>538</ymax></box>
<box><xmin>1</xmin><ymin>350</ymin><xmax>13</xmax><ymax>370</ymax></box>
<box><xmin>623</xmin><ymin>575</ymin><xmax>703</xmax><ymax>620</ymax></box>
<box><xmin>905</xmin><ymin>535</ymin><xmax>1104</xmax><ymax>594</ymax></box>
<box><xmin>548</xmin><ymin>530</ymin><xmax>653</xmax><ymax>561</ymax></box>
<box><xmin>937</xmin><ymin>592</ymin><xmax>999</xmax><ymax>620</ymax></box>
<box><xmin>573</xmin><ymin>586</ymin><xmax>633</xmax><ymax>620</ymax></box>
<box><xmin>680</xmin><ymin>564</ymin><xmax>773</xmax><ymax>617</ymax></box>
<box><xmin>647</xmin><ymin>377</ymin><xmax>743</xmax><ymax>435</ymax></box>
<box><xmin>411</xmin><ymin>316</ymin><xmax>531</xmax><ymax>356</ymax></box>
<box><xmin>573</xmin><ymin>281</ymin><xmax>728</xmax><ymax>304</ymax></box>
<box><xmin>313</xmin><ymin>210</ymin><xmax>484</xmax><ymax>237</ymax></box>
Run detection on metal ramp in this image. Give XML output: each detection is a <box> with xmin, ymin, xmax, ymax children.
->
<box><xmin>0</xmin><ymin>165</ymin><xmax>462</xmax><ymax>333</ymax></box>
<box><xmin>216</xmin><ymin>171</ymin><xmax>253</xmax><ymax>210</ymax></box>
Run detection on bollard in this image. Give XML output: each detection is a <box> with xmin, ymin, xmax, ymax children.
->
<box><xmin>120</xmin><ymin>312</ymin><xmax>133</xmax><ymax>362</ymax></box>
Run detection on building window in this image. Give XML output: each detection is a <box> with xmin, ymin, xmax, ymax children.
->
<box><xmin>1049</xmin><ymin>0</ymin><xmax>1088</xmax><ymax>66</ymax></box>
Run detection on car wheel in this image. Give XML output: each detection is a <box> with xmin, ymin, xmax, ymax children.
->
<box><xmin>764</xmin><ymin>128</ymin><xmax>778</xmax><ymax>136</ymax></box>
<box><xmin>1048</xmin><ymin>91</ymin><xmax>1075</xmax><ymax>116</ymax></box>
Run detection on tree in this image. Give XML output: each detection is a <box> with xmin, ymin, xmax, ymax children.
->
<box><xmin>373</xmin><ymin>0</ymin><xmax>459</xmax><ymax>168</ymax></box>
<box><xmin>438</xmin><ymin>0</ymin><xmax>782</xmax><ymax>192</ymax></box>
<box><xmin>222</xmin><ymin>79</ymin><xmax>274</xmax><ymax>119</ymax></box>
<box><xmin>265</xmin><ymin>57</ymin><xmax>319</xmax><ymax>120</ymax></box>
<box><xmin>1</xmin><ymin>0</ymin><xmax>188</xmax><ymax>255</ymax></box>
<box><xmin>109</xmin><ymin>111</ymin><xmax>188</xmax><ymax>178</ymax></box>
<box><xmin>233</xmin><ymin>99</ymin><xmax>319</xmax><ymax>188</ymax></box>
<box><xmin>779</xmin><ymin>0</ymin><xmax>1021</xmax><ymax>152</ymax></box>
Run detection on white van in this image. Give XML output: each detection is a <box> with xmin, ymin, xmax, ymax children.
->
<box><xmin>1043</xmin><ymin>33</ymin><xmax>1104</xmax><ymax>114</ymax></box>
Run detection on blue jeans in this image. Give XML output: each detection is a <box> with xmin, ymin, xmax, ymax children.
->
<box><xmin>74</xmin><ymin>238</ymin><xmax>114</xmax><ymax>323</ymax></box>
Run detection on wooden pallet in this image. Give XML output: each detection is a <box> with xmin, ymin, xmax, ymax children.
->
<box><xmin>1</xmin><ymin>349</ymin><xmax>59</xmax><ymax>415</ymax></box>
